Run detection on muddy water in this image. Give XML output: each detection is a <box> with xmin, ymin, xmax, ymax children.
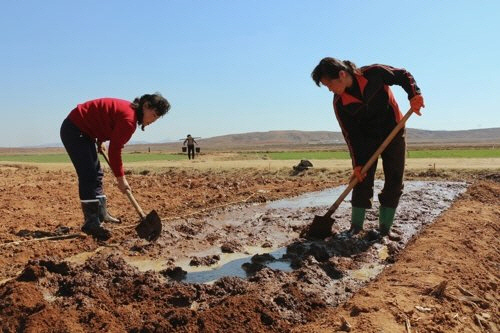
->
<box><xmin>120</xmin><ymin>181</ymin><xmax>467</xmax><ymax>287</ymax></box>
<box><xmin>183</xmin><ymin>247</ymin><xmax>291</xmax><ymax>284</ymax></box>
<box><xmin>64</xmin><ymin>181</ymin><xmax>467</xmax><ymax>291</ymax></box>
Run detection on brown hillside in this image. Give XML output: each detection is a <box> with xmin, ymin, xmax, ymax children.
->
<box><xmin>130</xmin><ymin>128</ymin><xmax>500</xmax><ymax>152</ymax></box>
<box><xmin>1</xmin><ymin>128</ymin><xmax>499</xmax><ymax>153</ymax></box>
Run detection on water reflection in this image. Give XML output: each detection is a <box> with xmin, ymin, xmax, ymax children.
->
<box><xmin>184</xmin><ymin>247</ymin><xmax>291</xmax><ymax>284</ymax></box>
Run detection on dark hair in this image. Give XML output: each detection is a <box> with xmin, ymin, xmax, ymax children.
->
<box><xmin>311</xmin><ymin>57</ymin><xmax>359</xmax><ymax>86</ymax></box>
<box><xmin>131</xmin><ymin>93</ymin><xmax>171</xmax><ymax>130</ymax></box>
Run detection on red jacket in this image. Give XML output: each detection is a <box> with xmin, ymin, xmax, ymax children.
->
<box><xmin>69</xmin><ymin>98</ymin><xmax>137</xmax><ymax>177</ymax></box>
<box><xmin>333</xmin><ymin>64</ymin><xmax>421</xmax><ymax>167</ymax></box>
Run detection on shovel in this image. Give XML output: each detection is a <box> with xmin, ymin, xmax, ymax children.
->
<box><xmin>100</xmin><ymin>151</ymin><xmax>162</xmax><ymax>242</ymax></box>
<box><xmin>302</xmin><ymin>108</ymin><xmax>415</xmax><ymax>239</ymax></box>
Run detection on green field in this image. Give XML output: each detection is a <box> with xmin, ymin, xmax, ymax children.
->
<box><xmin>406</xmin><ymin>149</ymin><xmax>500</xmax><ymax>158</ymax></box>
<box><xmin>0</xmin><ymin>148</ymin><xmax>498</xmax><ymax>163</ymax></box>
<box><xmin>248</xmin><ymin>149</ymin><xmax>500</xmax><ymax>160</ymax></box>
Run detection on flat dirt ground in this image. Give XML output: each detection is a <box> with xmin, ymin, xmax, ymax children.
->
<box><xmin>0</xmin><ymin>159</ymin><xmax>499</xmax><ymax>333</ymax></box>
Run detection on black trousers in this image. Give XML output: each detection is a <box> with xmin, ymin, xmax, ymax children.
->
<box><xmin>351</xmin><ymin>129</ymin><xmax>406</xmax><ymax>209</ymax></box>
<box><xmin>60</xmin><ymin>117</ymin><xmax>104</xmax><ymax>200</ymax></box>
<box><xmin>187</xmin><ymin>144</ymin><xmax>195</xmax><ymax>159</ymax></box>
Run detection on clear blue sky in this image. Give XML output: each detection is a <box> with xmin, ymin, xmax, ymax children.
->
<box><xmin>1</xmin><ymin>1</ymin><xmax>499</xmax><ymax>147</ymax></box>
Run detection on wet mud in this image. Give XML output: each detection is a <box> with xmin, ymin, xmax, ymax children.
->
<box><xmin>0</xmin><ymin>172</ymin><xmax>473</xmax><ymax>332</ymax></box>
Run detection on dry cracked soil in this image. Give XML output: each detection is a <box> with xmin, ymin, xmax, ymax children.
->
<box><xmin>0</xmin><ymin>165</ymin><xmax>499</xmax><ymax>332</ymax></box>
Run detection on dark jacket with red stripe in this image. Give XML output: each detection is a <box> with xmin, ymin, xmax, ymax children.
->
<box><xmin>68</xmin><ymin>98</ymin><xmax>137</xmax><ymax>177</ymax></box>
<box><xmin>333</xmin><ymin>64</ymin><xmax>421</xmax><ymax>167</ymax></box>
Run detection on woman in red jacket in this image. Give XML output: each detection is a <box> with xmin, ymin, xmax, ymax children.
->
<box><xmin>60</xmin><ymin>93</ymin><xmax>170</xmax><ymax>240</ymax></box>
<box><xmin>311</xmin><ymin>58</ymin><xmax>424</xmax><ymax>237</ymax></box>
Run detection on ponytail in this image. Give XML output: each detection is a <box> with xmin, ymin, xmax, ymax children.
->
<box><xmin>342</xmin><ymin>60</ymin><xmax>359</xmax><ymax>75</ymax></box>
<box><xmin>311</xmin><ymin>57</ymin><xmax>359</xmax><ymax>86</ymax></box>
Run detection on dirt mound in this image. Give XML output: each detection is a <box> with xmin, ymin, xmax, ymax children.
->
<box><xmin>462</xmin><ymin>180</ymin><xmax>500</xmax><ymax>204</ymax></box>
<box><xmin>483</xmin><ymin>172</ymin><xmax>500</xmax><ymax>182</ymax></box>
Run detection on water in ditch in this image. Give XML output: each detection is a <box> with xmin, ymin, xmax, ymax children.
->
<box><xmin>118</xmin><ymin>181</ymin><xmax>468</xmax><ymax>284</ymax></box>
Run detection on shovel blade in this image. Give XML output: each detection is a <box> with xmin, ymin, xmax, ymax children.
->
<box><xmin>135</xmin><ymin>210</ymin><xmax>162</xmax><ymax>242</ymax></box>
<box><xmin>301</xmin><ymin>215</ymin><xmax>335</xmax><ymax>239</ymax></box>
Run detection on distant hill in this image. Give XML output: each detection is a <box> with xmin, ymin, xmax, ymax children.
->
<box><xmin>2</xmin><ymin>128</ymin><xmax>499</xmax><ymax>153</ymax></box>
<box><xmin>407</xmin><ymin>128</ymin><xmax>500</xmax><ymax>144</ymax></box>
<box><xmin>196</xmin><ymin>130</ymin><xmax>345</xmax><ymax>146</ymax></box>
<box><xmin>130</xmin><ymin>128</ymin><xmax>500</xmax><ymax>152</ymax></box>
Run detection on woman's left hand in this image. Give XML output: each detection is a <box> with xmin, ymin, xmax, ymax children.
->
<box><xmin>410</xmin><ymin>95</ymin><xmax>425</xmax><ymax>115</ymax></box>
<box><xmin>116</xmin><ymin>176</ymin><xmax>131</xmax><ymax>194</ymax></box>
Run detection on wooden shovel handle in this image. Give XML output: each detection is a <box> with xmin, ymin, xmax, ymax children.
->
<box><xmin>99</xmin><ymin>151</ymin><xmax>146</xmax><ymax>220</ymax></box>
<box><xmin>125</xmin><ymin>190</ymin><xmax>146</xmax><ymax>220</ymax></box>
<box><xmin>324</xmin><ymin>108</ymin><xmax>415</xmax><ymax>218</ymax></box>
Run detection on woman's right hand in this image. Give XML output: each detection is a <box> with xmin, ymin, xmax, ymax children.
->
<box><xmin>351</xmin><ymin>166</ymin><xmax>367</xmax><ymax>183</ymax></box>
<box><xmin>117</xmin><ymin>176</ymin><xmax>131</xmax><ymax>194</ymax></box>
<box><xmin>97</xmin><ymin>142</ymin><xmax>105</xmax><ymax>154</ymax></box>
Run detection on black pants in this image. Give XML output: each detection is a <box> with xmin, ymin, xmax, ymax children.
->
<box><xmin>351</xmin><ymin>129</ymin><xmax>406</xmax><ymax>209</ymax></box>
<box><xmin>187</xmin><ymin>144</ymin><xmax>195</xmax><ymax>159</ymax></box>
<box><xmin>60</xmin><ymin>117</ymin><xmax>104</xmax><ymax>200</ymax></box>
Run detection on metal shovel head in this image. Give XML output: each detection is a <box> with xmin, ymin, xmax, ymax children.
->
<box><xmin>135</xmin><ymin>210</ymin><xmax>162</xmax><ymax>242</ymax></box>
<box><xmin>301</xmin><ymin>215</ymin><xmax>335</xmax><ymax>239</ymax></box>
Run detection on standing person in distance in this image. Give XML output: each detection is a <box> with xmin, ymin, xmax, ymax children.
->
<box><xmin>183</xmin><ymin>134</ymin><xmax>198</xmax><ymax>160</ymax></box>
<box><xmin>60</xmin><ymin>93</ymin><xmax>171</xmax><ymax>240</ymax></box>
<box><xmin>311</xmin><ymin>58</ymin><xmax>424</xmax><ymax>237</ymax></box>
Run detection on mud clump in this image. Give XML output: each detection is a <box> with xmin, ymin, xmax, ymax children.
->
<box><xmin>161</xmin><ymin>266</ymin><xmax>188</xmax><ymax>281</ymax></box>
<box><xmin>16</xmin><ymin>226</ymin><xmax>70</xmax><ymax>239</ymax></box>
<box><xmin>242</xmin><ymin>262</ymin><xmax>265</xmax><ymax>275</ymax></box>
<box><xmin>483</xmin><ymin>172</ymin><xmax>500</xmax><ymax>182</ymax></box>
<box><xmin>17</xmin><ymin>259</ymin><xmax>71</xmax><ymax>282</ymax></box>
<box><xmin>247</xmin><ymin>194</ymin><xmax>268</xmax><ymax>203</ymax></box>
<box><xmin>261</xmin><ymin>240</ymin><xmax>273</xmax><ymax>248</ymax></box>
<box><xmin>205</xmin><ymin>276</ymin><xmax>250</xmax><ymax>297</ymax></box>
<box><xmin>189</xmin><ymin>254</ymin><xmax>220</xmax><ymax>266</ymax></box>
<box><xmin>220</xmin><ymin>240</ymin><xmax>243</xmax><ymax>253</ymax></box>
<box><xmin>251</xmin><ymin>253</ymin><xmax>275</xmax><ymax>264</ymax></box>
<box><xmin>17</xmin><ymin>264</ymin><xmax>46</xmax><ymax>281</ymax></box>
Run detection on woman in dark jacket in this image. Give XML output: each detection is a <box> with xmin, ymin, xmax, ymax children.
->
<box><xmin>312</xmin><ymin>58</ymin><xmax>424</xmax><ymax>236</ymax></box>
<box><xmin>60</xmin><ymin>93</ymin><xmax>170</xmax><ymax>240</ymax></box>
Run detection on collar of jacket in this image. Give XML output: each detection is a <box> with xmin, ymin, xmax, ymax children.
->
<box><xmin>338</xmin><ymin>74</ymin><xmax>368</xmax><ymax>106</ymax></box>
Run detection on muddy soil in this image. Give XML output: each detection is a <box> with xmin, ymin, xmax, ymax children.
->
<box><xmin>0</xmin><ymin>165</ymin><xmax>499</xmax><ymax>332</ymax></box>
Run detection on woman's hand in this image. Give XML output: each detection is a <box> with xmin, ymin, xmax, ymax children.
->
<box><xmin>116</xmin><ymin>176</ymin><xmax>131</xmax><ymax>194</ymax></box>
<box><xmin>351</xmin><ymin>166</ymin><xmax>367</xmax><ymax>183</ymax></box>
<box><xmin>97</xmin><ymin>141</ymin><xmax>106</xmax><ymax>154</ymax></box>
<box><xmin>410</xmin><ymin>95</ymin><xmax>425</xmax><ymax>115</ymax></box>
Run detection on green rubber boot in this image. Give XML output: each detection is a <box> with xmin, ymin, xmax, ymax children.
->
<box><xmin>349</xmin><ymin>207</ymin><xmax>366</xmax><ymax>235</ymax></box>
<box><xmin>379</xmin><ymin>206</ymin><xmax>396</xmax><ymax>236</ymax></box>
